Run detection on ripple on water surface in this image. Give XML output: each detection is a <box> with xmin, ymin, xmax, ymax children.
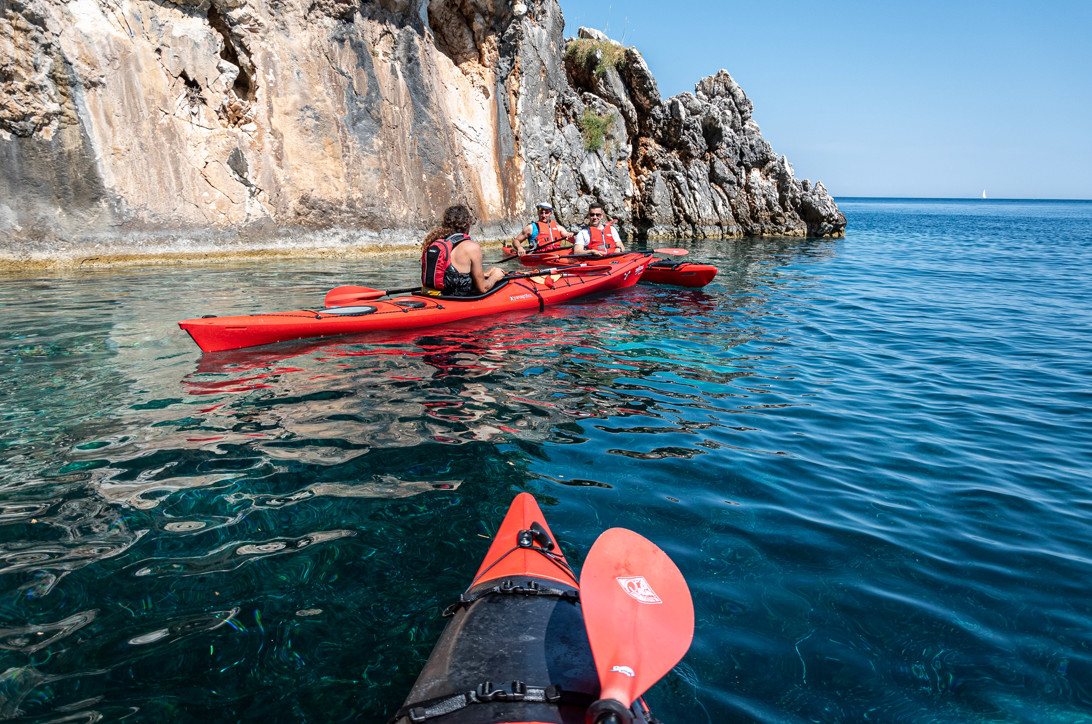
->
<box><xmin>2</xmin><ymin>202</ymin><xmax>1092</xmax><ymax>721</ymax></box>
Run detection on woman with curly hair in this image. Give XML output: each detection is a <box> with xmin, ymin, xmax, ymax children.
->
<box><xmin>421</xmin><ymin>205</ymin><xmax>505</xmax><ymax>296</ymax></box>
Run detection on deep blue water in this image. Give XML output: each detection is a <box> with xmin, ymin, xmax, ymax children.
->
<box><xmin>1</xmin><ymin>198</ymin><xmax>1090</xmax><ymax>722</ymax></box>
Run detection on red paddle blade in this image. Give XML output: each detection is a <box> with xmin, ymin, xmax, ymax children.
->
<box><xmin>324</xmin><ymin>285</ymin><xmax>384</xmax><ymax>307</ymax></box>
<box><xmin>652</xmin><ymin>248</ymin><xmax>689</xmax><ymax>256</ymax></box>
<box><xmin>581</xmin><ymin>528</ymin><xmax>694</xmax><ymax>708</ymax></box>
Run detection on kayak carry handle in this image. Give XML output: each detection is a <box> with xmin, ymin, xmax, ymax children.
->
<box><xmin>531</xmin><ymin>521</ymin><xmax>555</xmax><ymax>550</ymax></box>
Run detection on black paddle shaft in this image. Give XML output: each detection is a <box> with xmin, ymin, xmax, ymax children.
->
<box><xmin>587</xmin><ymin>698</ymin><xmax>635</xmax><ymax>724</ymax></box>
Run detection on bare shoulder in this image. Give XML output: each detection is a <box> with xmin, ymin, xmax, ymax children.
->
<box><xmin>452</xmin><ymin>237</ymin><xmax>482</xmax><ymax>257</ymax></box>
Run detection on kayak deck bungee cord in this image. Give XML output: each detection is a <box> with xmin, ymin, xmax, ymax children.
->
<box><xmin>178</xmin><ymin>253</ymin><xmax>650</xmax><ymax>353</ymax></box>
<box><xmin>390</xmin><ymin>492</ymin><xmax>694</xmax><ymax>724</ymax></box>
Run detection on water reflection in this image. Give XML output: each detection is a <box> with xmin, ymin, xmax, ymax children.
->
<box><xmin>0</xmin><ymin>237</ymin><xmax>847</xmax><ymax>721</ymax></box>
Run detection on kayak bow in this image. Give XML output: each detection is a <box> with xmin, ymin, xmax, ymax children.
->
<box><xmin>390</xmin><ymin>493</ymin><xmax>694</xmax><ymax>724</ymax></box>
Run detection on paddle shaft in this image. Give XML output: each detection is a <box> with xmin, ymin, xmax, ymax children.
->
<box><xmin>504</xmin><ymin>263</ymin><xmax>603</xmax><ymax>279</ymax></box>
<box><xmin>501</xmin><ymin>242</ymin><xmax>576</xmax><ymax>263</ymax></box>
<box><xmin>586</xmin><ymin>699</ymin><xmax>634</xmax><ymax>723</ymax></box>
<box><xmin>379</xmin><ymin>284</ymin><xmax>423</xmax><ymax>297</ymax></box>
<box><xmin>326</xmin><ymin>263</ymin><xmax>603</xmax><ymax>306</ymax></box>
<box><xmin>572</xmin><ymin>248</ymin><xmax>686</xmax><ymax>261</ymax></box>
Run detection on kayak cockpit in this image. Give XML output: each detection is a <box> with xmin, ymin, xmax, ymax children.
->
<box><xmin>414</xmin><ymin>278</ymin><xmax>512</xmax><ymax>302</ymax></box>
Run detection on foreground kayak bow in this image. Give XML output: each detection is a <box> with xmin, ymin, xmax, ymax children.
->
<box><xmin>390</xmin><ymin>493</ymin><xmax>694</xmax><ymax>723</ymax></box>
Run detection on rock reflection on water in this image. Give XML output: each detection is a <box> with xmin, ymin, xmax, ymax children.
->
<box><xmin>0</xmin><ymin>239</ymin><xmax>847</xmax><ymax>721</ymax></box>
<box><xmin>132</xmin><ymin>530</ymin><xmax>354</xmax><ymax>578</ymax></box>
<box><xmin>0</xmin><ymin>610</ymin><xmax>98</xmax><ymax>654</ymax></box>
<box><xmin>127</xmin><ymin>607</ymin><xmax>240</xmax><ymax>646</ymax></box>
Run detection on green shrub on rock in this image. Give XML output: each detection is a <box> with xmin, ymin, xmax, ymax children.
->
<box><xmin>565</xmin><ymin>38</ymin><xmax>627</xmax><ymax>78</ymax></box>
<box><xmin>578</xmin><ymin>109</ymin><xmax>615</xmax><ymax>151</ymax></box>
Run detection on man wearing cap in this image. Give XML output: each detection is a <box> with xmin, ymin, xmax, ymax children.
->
<box><xmin>573</xmin><ymin>202</ymin><xmax>625</xmax><ymax>256</ymax></box>
<box><xmin>510</xmin><ymin>203</ymin><xmax>576</xmax><ymax>257</ymax></box>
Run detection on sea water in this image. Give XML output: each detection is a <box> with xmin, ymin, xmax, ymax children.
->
<box><xmin>0</xmin><ymin>198</ymin><xmax>1090</xmax><ymax>722</ymax></box>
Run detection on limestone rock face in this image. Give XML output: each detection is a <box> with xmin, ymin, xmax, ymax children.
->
<box><xmin>0</xmin><ymin>0</ymin><xmax>843</xmax><ymax>262</ymax></box>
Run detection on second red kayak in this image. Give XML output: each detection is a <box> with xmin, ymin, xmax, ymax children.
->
<box><xmin>504</xmin><ymin>247</ymin><xmax>718</xmax><ymax>288</ymax></box>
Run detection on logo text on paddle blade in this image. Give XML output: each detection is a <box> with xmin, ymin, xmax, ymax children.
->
<box><xmin>610</xmin><ymin>665</ymin><xmax>636</xmax><ymax>678</ymax></box>
<box><xmin>616</xmin><ymin>576</ymin><xmax>662</xmax><ymax>604</ymax></box>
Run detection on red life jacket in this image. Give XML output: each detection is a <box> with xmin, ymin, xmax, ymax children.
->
<box><xmin>585</xmin><ymin>223</ymin><xmax>618</xmax><ymax>253</ymax></box>
<box><xmin>530</xmin><ymin>220</ymin><xmax>564</xmax><ymax>252</ymax></box>
<box><xmin>422</xmin><ymin>233</ymin><xmax>470</xmax><ymax>289</ymax></box>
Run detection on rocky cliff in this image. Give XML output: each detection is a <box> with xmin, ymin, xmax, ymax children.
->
<box><xmin>0</xmin><ymin>0</ymin><xmax>844</xmax><ymax>265</ymax></box>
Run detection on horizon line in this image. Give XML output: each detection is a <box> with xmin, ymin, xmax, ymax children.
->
<box><xmin>833</xmin><ymin>196</ymin><xmax>1092</xmax><ymax>202</ymax></box>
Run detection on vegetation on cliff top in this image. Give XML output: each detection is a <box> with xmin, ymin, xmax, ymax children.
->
<box><xmin>565</xmin><ymin>38</ymin><xmax>627</xmax><ymax>78</ymax></box>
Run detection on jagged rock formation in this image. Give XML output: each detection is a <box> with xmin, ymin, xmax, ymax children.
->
<box><xmin>560</xmin><ymin>28</ymin><xmax>844</xmax><ymax>240</ymax></box>
<box><xmin>0</xmin><ymin>0</ymin><xmax>843</xmax><ymax>265</ymax></box>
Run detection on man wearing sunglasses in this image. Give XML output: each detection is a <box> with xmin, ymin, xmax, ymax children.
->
<box><xmin>510</xmin><ymin>202</ymin><xmax>576</xmax><ymax>257</ymax></box>
<box><xmin>573</xmin><ymin>202</ymin><xmax>625</xmax><ymax>256</ymax></box>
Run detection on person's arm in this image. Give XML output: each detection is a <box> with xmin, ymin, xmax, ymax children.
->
<box><xmin>573</xmin><ymin>227</ymin><xmax>590</xmax><ymax>254</ymax></box>
<box><xmin>468</xmin><ymin>242</ymin><xmax>504</xmax><ymax>293</ymax></box>
<box><xmin>511</xmin><ymin>224</ymin><xmax>533</xmax><ymax>256</ymax></box>
<box><xmin>555</xmin><ymin>224</ymin><xmax>576</xmax><ymax>242</ymax></box>
<box><xmin>610</xmin><ymin>222</ymin><xmax>625</xmax><ymax>252</ymax></box>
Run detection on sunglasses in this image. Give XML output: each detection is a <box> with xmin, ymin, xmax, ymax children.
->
<box><xmin>589</xmin><ymin>212</ymin><xmax>604</xmax><ymax>218</ymax></box>
<box><xmin>538</xmin><ymin>209</ymin><xmax>553</xmax><ymax>214</ymax></box>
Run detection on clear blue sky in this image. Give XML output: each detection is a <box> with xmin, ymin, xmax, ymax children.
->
<box><xmin>557</xmin><ymin>0</ymin><xmax>1092</xmax><ymax>199</ymax></box>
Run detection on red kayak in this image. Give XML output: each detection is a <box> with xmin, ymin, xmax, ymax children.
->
<box><xmin>391</xmin><ymin>493</ymin><xmax>694</xmax><ymax>723</ymax></box>
<box><xmin>503</xmin><ymin>247</ymin><xmax>717</xmax><ymax>288</ymax></box>
<box><xmin>179</xmin><ymin>254</ymin><xmax>650</xmax><ymax>353</ymax></box>
<box><xmin>640</xmin><ymin>260</ymin><xmax>718</xmax><ymax>288</ymax></box>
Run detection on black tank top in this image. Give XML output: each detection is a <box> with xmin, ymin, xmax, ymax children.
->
<box><xmin>443</xmin><ymin>265</ymin><xmax>474</xmax><ymax>296</ymax></box>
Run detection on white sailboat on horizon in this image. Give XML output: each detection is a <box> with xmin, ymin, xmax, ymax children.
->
<box><xmin>981</xmin><ymin>190</ymin><xmax>987</xmax><ymax>199</ymax></box>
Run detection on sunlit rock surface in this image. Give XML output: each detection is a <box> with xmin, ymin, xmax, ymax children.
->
<box><xmin>0</xmin><ymin>0</ymin><xmax>844</xmax><ymax>264</ymax></box>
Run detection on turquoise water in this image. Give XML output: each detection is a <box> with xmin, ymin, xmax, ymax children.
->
<box><xmin>1</xmin><ymin>198</ymin><xmax>1090</xmax><ymax>722</ymax></box>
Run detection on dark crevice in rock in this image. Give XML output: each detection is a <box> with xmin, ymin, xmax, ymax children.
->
<box><xmin>178</xmin><ymin>70</ymin><xmax>205</xmax><ymax>106</ymax></box>
<box><xmin>701</xmin><ymin>116</ymin><xmax>723</xmax><ymax>152</ymax></box>
<box><xmin>427</xmin><ymin>0</ymin><xmax>480</xmax><ymax>67</ymax></box>
<box><xmin>227</xmin><ymin>147</ymin><xmax>251</xmax><ymax>186</ymax></box>
<box><xmin>207</xmin><ymin>5</ymin><xmax>256</xmax><ymax>101</ymax></box>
